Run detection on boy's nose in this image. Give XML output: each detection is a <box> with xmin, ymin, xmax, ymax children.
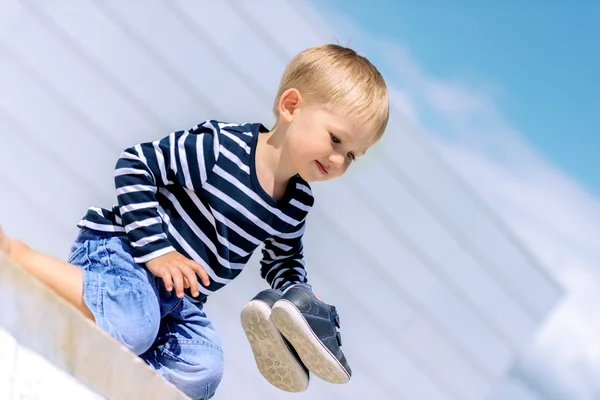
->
<box><xmin>328</xmin><ymin>153</ymin><xmax>345</xmax><ymax>168</ymax></box>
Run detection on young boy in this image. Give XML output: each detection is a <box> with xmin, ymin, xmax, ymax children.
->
<box><xmin>0</xmin><ymin>44</ymin><xmax>389</xmax><ymax>399</ymax></box>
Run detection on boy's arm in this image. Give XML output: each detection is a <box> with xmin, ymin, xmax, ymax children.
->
<box><xmin>114</xmin><ymin>123</ymin><xmax>219</xmax><ymax>264</ymax></box>
<box><xmin>260</xmin><ymin>221</ymin><xmax>308</xmax><ymax>289</ymax></box>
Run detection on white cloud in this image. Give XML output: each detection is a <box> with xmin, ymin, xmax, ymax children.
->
<box><xmin>308</xmin><ymin>2</ymin><xmax>600</xmax><ymax>397</ymax></box>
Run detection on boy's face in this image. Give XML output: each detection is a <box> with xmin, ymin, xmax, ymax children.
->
<box><xmin>284</xmin><ymin>97</ymin><xmax>374</xmax><ymax>183</ymax></box>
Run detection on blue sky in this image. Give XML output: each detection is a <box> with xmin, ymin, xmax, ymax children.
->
<box><xmin>310</xmin><ymin>0</ymin><xmax>600</xmax><ymax>195</ymax></box>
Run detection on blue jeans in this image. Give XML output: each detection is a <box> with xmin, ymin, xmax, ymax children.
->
<box><xmin>68</xmin><ymin>229</ymin><xmax>224</xmax><ymax>400</ymax></box>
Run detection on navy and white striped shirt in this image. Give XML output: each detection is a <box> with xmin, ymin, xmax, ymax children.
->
<box><xmin>78</xmin><ymin>120</ymin><xmax>313</xmax><ymax>301</ymax></box>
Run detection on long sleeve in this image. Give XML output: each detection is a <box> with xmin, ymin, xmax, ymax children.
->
<box><xmin>260</xmin><ymin>220</ymin><xmax>308</xmax><ymax>289</ymax></box>
<box><xmin>114</xmin><ymin>123</ymin><xmax>219</xmax><ymax>263</ymax></box>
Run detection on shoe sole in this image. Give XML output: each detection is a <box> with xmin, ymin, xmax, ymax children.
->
<box><xmin>271</xmin><ymin>300</ymin><xmax>350</xmax><ymax>384</ymax></box>
<box><xmin>240</xmin><ymin>299</ymin><xmax>309</xmax><ymax>392</ymax></box>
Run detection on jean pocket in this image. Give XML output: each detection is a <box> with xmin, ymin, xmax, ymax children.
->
<box><xmin>67</xmin><ymin>240</ymin><xmax>89</xmax><ymax>266</ymax></box>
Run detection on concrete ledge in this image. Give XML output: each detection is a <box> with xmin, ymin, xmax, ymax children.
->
<box><xmin>0</xmin><ymin>252</ymin><xmax>189</xmax><ymax>400</ymax></box>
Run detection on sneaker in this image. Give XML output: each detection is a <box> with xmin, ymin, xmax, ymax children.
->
<box><xmin>270</xmin><ymin>284</ymin><xmax>351</xmax><ymax>384</ymax></box>
<box><xmin>240</xmin><ymin>289</ymin><xmax>309</xmax><ymax>392</ymax></box>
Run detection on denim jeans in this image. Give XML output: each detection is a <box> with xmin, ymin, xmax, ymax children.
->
<box><xmin>68</xmin><ymin>229</ymin><xmax>223</xmax><ymax>400</ymax></box>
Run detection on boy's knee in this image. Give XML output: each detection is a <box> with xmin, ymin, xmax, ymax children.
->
<box><xmin>203</xmin><ymin>356</ymin><xmax>224</xmax><ymax>399</ymax></box>
<box><xmin>174</xmin><ymin>347</ymin><xmax>224</xmax><ymax>400</ymax></box>
<box><xmin>119</xmin><ymin>321</ymin><xmax>160</xmax><ymax>355</ymax></box>
<box><xmin>104</xmin><ymin>291</ymin><xmax>161</xmax><ymax>355</ymax></box>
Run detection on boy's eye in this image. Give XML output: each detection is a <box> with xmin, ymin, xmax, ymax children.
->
<box><xmin>347</xmin><ymin>152</ymin><xmax>356</xmax><ymax>161</ymax></box>
<box><xmin>330</xmin><ymin>133</ymin><xmax>341</xmax><ymax>144</ymax></box>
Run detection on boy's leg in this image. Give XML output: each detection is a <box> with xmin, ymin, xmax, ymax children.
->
<box><xmin>69</xmin><ymin>229</ymin><xmax>164</xmax><ymax>355</ymax></box>
<box><xmin>1</xmin><ymin>226</ymin><xmax>162</xmax><ymax>355</ymax></box>
<box><xmin>1</xmin><ymin>225</ymin><xmax>94</xmax><ymax>320</ymax></box>
<box><xmin>2</xmin><ymin>224</ymin><xmax>223</xmax><ymax>397</ymax></box>
<box><xmin>142</xmin><ymin>297</ymin><xmax>224</xmax><ymax>400</ymax></box>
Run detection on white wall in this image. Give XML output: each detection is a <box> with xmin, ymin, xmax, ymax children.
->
<box><xmin>0</xmin><ymin>1</ymin><xmax>562</xmax><ymax>399</ymax></box>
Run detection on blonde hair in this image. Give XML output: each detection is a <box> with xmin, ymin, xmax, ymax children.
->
<box><xmin>273</xmin><ymin>44</ymin><xmax>389</xmax><ymax>143</ymax></box>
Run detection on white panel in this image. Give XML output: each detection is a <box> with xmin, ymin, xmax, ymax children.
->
<box><xmin>90</xmin><ymin>0</ymin><xmax>271</xmax><ymax>124</ymax></box>
<box><xmin>488</xmin><ymin>379</ymin><xmax>544</xmax><ymax>400</ymax></box>
<box><xmin>172</xmin><ymin>0</ymin><xmax>286</xmax><ymax>103</ymax></box>
<box><xmin>425</xmin><ymin>279</ymin><xmax>514</xmax><ymax>376</ymax></box>
<box><xmin>0</xmin><ymin>175</ymin><xmax>72</xmax><ymax>258</ymax></box>
<box><xmin>402</xmin><ymin>317</ymin><xmax>492</xmax><ymax>400</ymax></box>
<box><xmin>232</xmin><ymin>0</ymin><xmax>325</xmax><ymax>56</ymax></box>
<box><xmin>30</xmin><ymin>1</ymin><xmax>213</xmax><ymax>128</ymax></box>
<box><xmin>0</xmin><ymin>0</ymin><xmax>27</xmax><ymax>38</ymax></box>
<box><xmin>312</xmin><ymin>179</ymin><xmax>514</xmax><ymax>376</ymax></box>
<box><xmin>382</xmin><ymin>114</ymin><xmax>562</xmax><ymax>320</ymax></box>
<box><xmin>3</xmin><ymin>3</ymin><xmax>160</xmax><ymax>148</ymax></box>
<box><xmin>304</xmin><ymin>208</ymin><xmax>416</xmax><ymax>336</ymax></box>
<box><xmin>350</xmin><ymin>159</ymin><xmax>539</xmax><ymax>349</ymax></box>
<box><xmin>311</xmin><ymin>183</ymin><xmax>440</xmax><ymax>305</ymax></box>
<box><xmin>463</xmin><ymin>210</ymin><xmax>562</xmax><ymax>320</ymax></box>
<box><xmin>0</xmin><ymin>56</ymin><xmax>117</xmax><ymax>196</ymax></box>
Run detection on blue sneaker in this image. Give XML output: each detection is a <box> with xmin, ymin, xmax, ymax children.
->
<box><xmin>270</xmin><ymin>284</ymin><xmax>351</xmax><ymax>384</ymax></box>
<box><xmin>240</xmin><ymin>289</ymin><xmax>309</xmax><ymax>392</ymax></box>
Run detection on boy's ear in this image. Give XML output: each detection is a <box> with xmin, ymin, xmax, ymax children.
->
<box><xmin>278</xmin><ymin>88</ymin><xmax>302</xmax><ymax>123</ymax></box>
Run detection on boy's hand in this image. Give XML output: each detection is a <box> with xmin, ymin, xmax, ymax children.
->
<box><xmin>145</xmin><ymin>251</ymin><xmax>210</xmax><ymax>298</ymax></box>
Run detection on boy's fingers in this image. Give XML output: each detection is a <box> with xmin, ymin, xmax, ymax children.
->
<box><xmin>170</xmin><ymin>268</ymin><xmax>185</xmax><ymax>298</ymax></box>
<box><xmin>189</xmin><ymin>261</ymin><xmax>210</xmax><ymax>287</ymax></box>
<box><xmin>180</xmin><ymin>265</ymin><xmax>199</xmax><ymax>297</ymax></box>
<box><xmin>161</xmin><ymin>270</ymin><xmax>173</xmax><ymax>292</ymax></box>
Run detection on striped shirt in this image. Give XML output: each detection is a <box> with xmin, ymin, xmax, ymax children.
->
<box><xmin>78</xmin><ymin>120</ymin><xmax>314</xmax><ymax>302</ymax></box>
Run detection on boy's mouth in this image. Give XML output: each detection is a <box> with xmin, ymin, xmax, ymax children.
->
<box><xmin>316</xmin><ymin>161</ymin><xmax>328</xmax><ymax>175</ymax></box>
